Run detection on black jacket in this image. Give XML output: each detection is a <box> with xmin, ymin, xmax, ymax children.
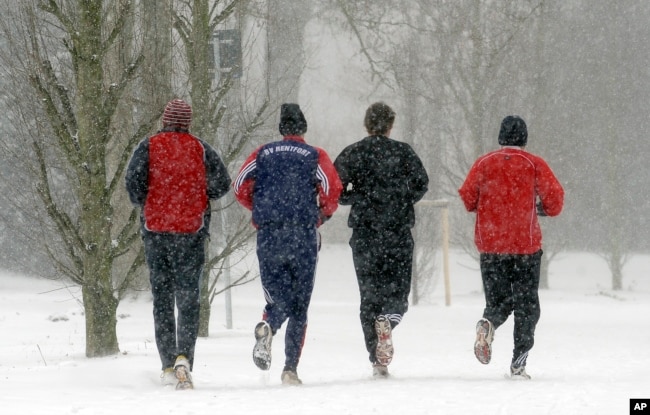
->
<box><xmin>334</xmin><ymin>135</ymin><xmax>429</xmax><ymax>230</ymax></box>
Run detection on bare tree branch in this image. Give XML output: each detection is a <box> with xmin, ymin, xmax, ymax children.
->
<box><xmin>32</xmin><ymin>141</ymin><xmax>84</xmax><ymax>273</ymax></box>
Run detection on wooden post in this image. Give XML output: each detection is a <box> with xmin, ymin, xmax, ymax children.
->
<box><xmin>441</xmin><ymin>203</ymin><xmax>451</xmax><ymax>306</ymax></box>
<box><xmin>418</xmin><ymin>199</ymin><xmax>451</xmax><ymax>306</ymax></box>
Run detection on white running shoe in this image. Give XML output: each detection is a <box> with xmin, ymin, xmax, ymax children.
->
<box><xmin>372</xmin><ymin>363</ymin><xmax>389</xmax><ymax>378</ymax></box>
<box><xmin>509</xmin><ymin>365</ymin><xmax>532</xmax><ymax>380</ymax></box>
<box><xmin>174</xmin><ymin>355</ymin><xmax>193</xmax><ymax>390</ymax></box>
<box><xmin>281</xmin><ymin>370</ymin><xmax>302</xmax><ymax>385</ymax></box>
<box><xmin>375</xmin><ymin>315</ymin><xmax>394</xmax><ymax>366</ymax></box>
<box><xmin>160</xmin><ymin>367</ymin><xmax>178</xmax><ymax>387</ymax></box>
<box><xmin>253</xmin><ymin>321</ymin><xmax>273</xmax><ymax>370</ymax></box>
<box><xmin>474</xmin><ymin>318</ymin><xmax>494</xmax><ymax>364</ymax></box>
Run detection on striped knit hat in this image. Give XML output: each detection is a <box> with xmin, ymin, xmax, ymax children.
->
<box><xmin>162</xmin><ymin>99</ymin><xmax>192</xmax><ymax>128</ymax></box>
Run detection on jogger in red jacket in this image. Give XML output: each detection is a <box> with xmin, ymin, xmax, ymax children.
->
<box><xmin>126</xmin><ymin>99</ymin><xmax>231</xmax><ymax>389</ymax></box>
<box><xmin>459</xmin><ymin>115</ymin><xmax>564</xmax><ymax>379</ymax></box>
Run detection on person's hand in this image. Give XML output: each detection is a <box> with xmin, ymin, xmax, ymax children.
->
<box><xmin>536</xmin><ymin>200</ymin><xmax>547</xmax><ymax>216</ymax></box>
<box><xmin>317</xmin><ymin>231</ymin><xmax>322</xmax><ymax>251</ymax></box>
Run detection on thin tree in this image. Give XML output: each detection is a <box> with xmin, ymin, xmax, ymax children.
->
<box><xmin>170</xmin><ymin>0</ymin><xmax>277</xmax><ymax>335</ymax></box>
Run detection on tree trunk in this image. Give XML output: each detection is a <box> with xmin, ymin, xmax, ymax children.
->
<box><xmin>78</xmin><ymin>181</ymin><xmax>119</xmax><ymax>356</ymax></box>
<box><xmin>75</xmin><ymin>2</ymin><xmax>120</xmax><ymax>357</ymax></box>
<box><xmin>184</xmin><ymin>0</ymin><xmax>221</xmax><ymax>338</ymax></box>
<box><xmin>82</xmin><ymin>278</ymin><xmax>119</xmax><ymax>357</ymax></box>
<box><xmin>188</xmin><ymin>0</ymin><xmax>213</xmax><ymax>135</ymax></box>
<box><xmin>142</xmin><ymin>0</ymin><xmax>172</xmax><ymax>111</ymax></box>
<box><xmin>266</xmin><ymin>0</ymin><xmax>310</xmax><ymax>104</ymax></box>
<box><xmin>610</xmin><ymin>250</ymin><xmax>624</xmax><ymax>291</ymax></box>
<box><xmin>198</xmin><ymin>266</ymin><xmax>212</xmax><ymax>337</ymax></box>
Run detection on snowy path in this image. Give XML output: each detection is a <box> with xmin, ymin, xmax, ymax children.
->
<box><xmin>0</xmin><ymin>246</ymin><xmax>648</xmax><ymax>414</ymax></box>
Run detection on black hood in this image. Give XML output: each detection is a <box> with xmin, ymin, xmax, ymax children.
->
<box><xmin>279</xmin><ymin>103</ymin><xmax>307</xmax><ymax>136</ymax></box>
<box><xmin>498</xmin><ymin>115</ymin><xmax>527</xmax><ymax>147</ymax></box>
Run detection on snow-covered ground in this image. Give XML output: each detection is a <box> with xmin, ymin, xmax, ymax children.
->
<box><xmin>0</xmin><ymin>244</ymin><xmax>648</xmax><ymax>414</ymax></box>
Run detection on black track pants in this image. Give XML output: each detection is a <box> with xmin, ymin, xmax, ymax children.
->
<box><xmin>480</xmin><ymin>250</ymin><xmax>542</xmax><ymax>366</ymax></box>
<box><xmin>350</xmin><ymin>227</ymin><xmax>414</xmax><ymax>364</ymax></box>
<box><xmin>144</xmin><ymin>232</ymin><xmax>206</xmax><ymax>371</ymax></box>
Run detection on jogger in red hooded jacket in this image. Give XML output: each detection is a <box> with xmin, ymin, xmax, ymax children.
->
<box><xmin>459</xmin><ymin>115</ymin><xmax>564</xmax><ymax>380</ymax></box>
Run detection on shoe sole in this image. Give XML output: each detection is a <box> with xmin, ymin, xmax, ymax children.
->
<box><xmin>474</xmin><ymin>319</ymin><xmax>493</xmax><ymax>365</ymax></box>
<box><xmin>372</xmin><ymin>364</ymin><xmax>389</xmax><ymax>378</ymax></box>
<box><xmin>507</xmin><ymin>372</ymin><xmax>532</xmax><ymax>380</ymax></box>
<box><xmin>253</xmin><ymin>322</ymin><xmax>272</xmax><ymax>370</ymax></box>
<box><xmin>174</xmin><ymin>365</ymin><xmax>193</xmax><ymax>390</ymax></box>
<box><xmin>509</xmin><ymin>366</ymin><xmax>531</xmax><ymax>380</ymax></box>
<box><xmin>281</xmin><ymin>371</ymin><xmax>303</xmax><ymax>385</ymax></box>
<box><xmin>176</xmin><ymin>380</ymin><xmax>193</xmax><ymax>390</ymax></box>
<box><xmin>375</xmin><ymin>317</ymin><xmax>394</xmax><ymax>366</ymax></box>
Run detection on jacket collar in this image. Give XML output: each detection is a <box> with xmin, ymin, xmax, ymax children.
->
<box><xmin>160</xmin><ymin>125</ymin><xmax>190</xmax><ymax>133</ymax></box>
<box><xmin>282</xmin><ymin>135</ymin><xmax>306</xmax><ymax>143</ymax></box>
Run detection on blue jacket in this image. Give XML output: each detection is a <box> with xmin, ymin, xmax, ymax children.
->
<box><xmin>233</xmin><ymin>135</ymin><xmax>342</xmax><ymax>228</ymax></box>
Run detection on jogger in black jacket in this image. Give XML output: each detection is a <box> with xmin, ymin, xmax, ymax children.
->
<box><xmin>334</xmin><ymin>102</ymin><xmax>429</xmax><ymax>377</ymax></box>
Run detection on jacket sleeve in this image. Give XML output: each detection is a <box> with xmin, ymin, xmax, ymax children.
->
<box><xmin>203</xmin><ymin>141</ymin><xmax>231</xmax><ymax>200</ymax></box>
<box><xmin>333</xmin><ymin>147</ymin><xmax>355</xmax><ymax>206</ymax></box>
<box><xmin>458</xmin><ymin>161</ymin><xmax>480</xmax><ymax>212</ymax></box>
<box><xmin>535</xmin><ymin>159</ymin><xmax>564</xmax><ymax>217</ymax></box>
<box><xmin>404</xmin><ymin>144</ymin><xmax>429</xmax><ymax>204</ymax></box>
<box><xmin>232</xmin><ymin>149</ymin><xmax>259</xmax><ymax>211</ymax></box>
<box><xmin>316</xmin><ymin>148</ymin><xmax>343</xmax><ymax>224</ymax></box>
<box><xmin>125</xmin><ymin>139</ymin><xmax>149</xmax><ymax>206</ymax></box>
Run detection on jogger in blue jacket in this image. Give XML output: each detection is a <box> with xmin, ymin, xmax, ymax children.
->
<box><xmin>233</xmin><ymin>103</ymin><xmax>342</xmax><ymax>385</ymax></box>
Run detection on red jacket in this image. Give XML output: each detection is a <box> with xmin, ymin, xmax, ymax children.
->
<box><xmin>126</xmin><ymin>129</ymin><xmax>231</xmax><ymax>235</ymax></box>
<box><xmin>144</xmin><ymin>132</ymin><xmax>207</xmax><ymax>233</ymax></box>
<box><xmin>458</xmin><ymin>147</ymin><xmax>564</xmax><ymax>254</ymax></box>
